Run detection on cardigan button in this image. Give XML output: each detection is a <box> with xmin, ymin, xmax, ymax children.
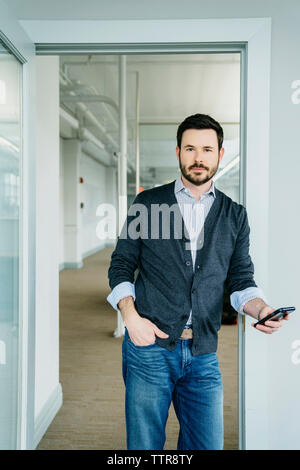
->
<box><xmin>185</xmin><ymin>261</ymin><xmax>191</xmax><ymax>266</ymax></box>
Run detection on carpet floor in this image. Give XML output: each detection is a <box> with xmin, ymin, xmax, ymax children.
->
<box><xmin>37</xmin><ymin>247</ymin><xmax>238</xmax><ymax>450</ymax></box>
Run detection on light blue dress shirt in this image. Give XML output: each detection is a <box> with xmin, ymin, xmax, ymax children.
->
<box><xmin>107</xmin><ymin>177</ymin><xmax>268</xmax><ymax>322</ymax></box>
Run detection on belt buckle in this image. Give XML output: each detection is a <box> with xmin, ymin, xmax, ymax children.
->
<box><xmin>180</xmin><ymin>328</ymin><xmax>193</xmax><ymax>339</ymax></box>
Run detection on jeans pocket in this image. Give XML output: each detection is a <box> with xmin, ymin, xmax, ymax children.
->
<box><xmin>128</xmin><ymin>336</ymin><xmax>156</xmax><ymax>348</ymax></box>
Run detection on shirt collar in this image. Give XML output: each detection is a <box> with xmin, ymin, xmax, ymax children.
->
<box><xmin>174</xmin><ymin>175</ymin><xmax>216</xmax><ymax>198</ymax></box>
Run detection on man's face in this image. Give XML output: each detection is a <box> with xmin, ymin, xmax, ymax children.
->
<box><xmin>176</xmin><ymin>128</ymin><xmax>224</xmax><ymax>186</ymax></box>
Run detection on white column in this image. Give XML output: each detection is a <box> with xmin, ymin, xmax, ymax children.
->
<box><xmin>118</xmin><ymin>55</ymin><xmax>128</xmax><ymax>231</ymax></box>
<box><xmin>105</xmin><ymin>166</ymin><xmax>118</xmax><ymax>247</ymax></box>
<box><xmin>35</xmin><ymin>55</ymin><xmax>61</xmax><ymax>430</ymax></box>
<box><xmin>115</xmin><ymin>55</ymin><xmax>127</xmax><ymax>338</ymax></box>
<box><xmin>63</xmin><ymin>139</ymin><xmax>82</xmax><ymax>268</ymax></box>
<box><xmin>135</xmin><ymin>71</ymin><xmax>140</xmax><ymax>195</ymax></box>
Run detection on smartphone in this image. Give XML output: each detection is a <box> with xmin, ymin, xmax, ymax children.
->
<box><xmin>254</xmin><ymin>306</ymin><xmax>295</xmax><ymax>327</ymax></box>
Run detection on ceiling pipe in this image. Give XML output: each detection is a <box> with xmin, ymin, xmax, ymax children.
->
<box><xmin>60</xmin><ymin>93</ymin><xmax>119</xmax><ymax>114</ymax></box>
<box><xmin>59</xmin><ymin>71</ymin><xmax>137</xmax><ymax>173</ymax></box>
<box><xmin>59</xmin><ymin>72</ymin><xmax>136</xmax><ymax>176</ymax></box>
<box><xmin>61</xmin><ymin>65</ymin><xmax>144</xmax><ymax>153</ymax></box>
<box><xmin>62</xmin><ymin>80</ymin><xmax>120</xmax><ymax>131</ymax></box>
<box><xmin>60</xmin><ymin>104</ymin><xmax>135</xmax><ymax>174</ymax></box>
<box><xmin>59</xmin><ymin>74</ymin><xmax>119</xmax><ymax>152</ymax></box>
<box><xmin>60</xmin><ymin>106</ymin><xmax>114</xmax><ymax>167</ymax></box>
<box><xmin>59</xmin><ymin>106</ymin><xmax>79</xmax><ymax>129</ymax></box>
<box><xmin>60</xmin><ymin>69</ymin><xmax>119</xmax><ymax>127</ymax></box>
<box><xmin>80</xmin><ymin>128</ymin><xmax>105</xmax><ymax>150</ymax></box>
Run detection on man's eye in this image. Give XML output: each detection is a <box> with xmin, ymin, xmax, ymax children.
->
<box><xmin>186</xmin><ymin>148</ymin><xmax>193</xmax><ymax>151</ymax></box>
<box><xmin>205</xmin><ymin>148</ymin><xmax>212</xmax><ymax>152</ymax></box>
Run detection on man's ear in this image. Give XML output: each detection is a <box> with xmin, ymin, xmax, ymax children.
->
<box><xmin>176</xmin><ymin>146</ymin><xmax>180</xmax><ymax>162</ymax></box>
<box><xmin>219</xmin><ymin>147</ymin><xmax>225</xmax><ymax>162</ymax></box>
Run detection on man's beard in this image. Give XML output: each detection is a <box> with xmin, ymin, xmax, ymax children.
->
<box><xmin>178</xmin><ymin>154</ymin><xmax>220</xmax><ymax>186</ymax></box>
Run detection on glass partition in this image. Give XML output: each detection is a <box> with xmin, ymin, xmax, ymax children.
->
<box><xmin>0</xmin><ymin>39</ymin><xmax>22</xmax><ymax>449</ymax></box>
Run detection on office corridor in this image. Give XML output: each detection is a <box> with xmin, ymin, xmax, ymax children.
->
<box><xmin>37</xmin><ymin>247</ymin><xmax>238</xmax><ymax>450</ymax></box>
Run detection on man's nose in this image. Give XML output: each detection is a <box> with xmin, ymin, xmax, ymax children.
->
<box><xmin>194</xmin><ymin>151</ymin><xmax>204</xmax><ymax>163</ymax></box>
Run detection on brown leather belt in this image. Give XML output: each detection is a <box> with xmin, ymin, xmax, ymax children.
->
<box><xmin>180</xmin><ymin>328</ymin><xmax>193</xmax><ymax>339</ymax></box>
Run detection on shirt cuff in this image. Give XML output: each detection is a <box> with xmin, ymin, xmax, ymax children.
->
<box><xmin>106</xmin><ymin>282</ymin><xmax>136</xmax><ymax>311</ymax></box>
<box><xmin>230</xmin><ymin>286</ymin><xmax>268</xmax><ymax>315</ymax></box>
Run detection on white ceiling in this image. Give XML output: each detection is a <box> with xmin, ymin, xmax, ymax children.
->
<box><xmin>61</xmin><ymin>53</ymin><xmax>240</xmax><ymax>127</ymax></box>
<box><xmin>8</xmin><ymin>0</ymin><xmax>171</xmax><ymax>19</ymax></box>
<box><xmin>59</xmin><ymin>53</ymin><xmax>240</xmax><ymax>191</ymax></box>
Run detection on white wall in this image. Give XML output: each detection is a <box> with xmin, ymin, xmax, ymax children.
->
<box><xmin>62</xmin><ymin>139</ymin><xmax>82</xmax><ymax>268</ymax></box>
<box><xmin>35</xmin><ymin>56</ymin><xmax>60</xmax><ymax>419</ymax></box>
<box><xmin>80</xmin><ymin>152</ymin><xmax>108</xmax><ymax>256</ymax></box>
<box><xmin>59</xmin><ymin>143</ymin><xmax>118</xmax><ymax>267</ymax></box>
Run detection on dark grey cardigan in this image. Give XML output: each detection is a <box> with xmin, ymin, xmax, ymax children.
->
<box><xmin>108</xmin><ymin>180</ymin><xmax>257</xmax><ymax>355</ymax></box>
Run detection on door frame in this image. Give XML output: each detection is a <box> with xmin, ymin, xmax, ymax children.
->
<box><xmin>39</xmin><ymin>43</ymin><xmax>248</xmax><ymax>448</ymax></box>
<box><xmin>6</xmin><ymin>16</ymin><xmax>271</xmax><ymax>449</ymax></box>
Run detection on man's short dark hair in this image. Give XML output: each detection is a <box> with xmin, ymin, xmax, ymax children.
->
<box><xmin>177</xmin><ymin>113</ymin><xmax>224</xmax><ymax>151</ymax></box>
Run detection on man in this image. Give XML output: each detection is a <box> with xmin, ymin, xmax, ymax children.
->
<box><xmin>107</xmin><ymin>113</ymin><xmax>289</xmax><ymax>450</ymax></box>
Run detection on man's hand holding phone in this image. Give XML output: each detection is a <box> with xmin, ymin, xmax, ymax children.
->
<box><xmin>252</xmin><ymin>306</ymin><xmax>294</xmax><ymax>334</ymax></box>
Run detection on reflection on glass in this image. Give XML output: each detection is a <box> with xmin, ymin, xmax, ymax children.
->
<box><xmin>214</xmin><ymin>129</ymin><xmax>240</xmax><ymax>204</ymax></box>
<box><xmin>0</xmin><ymin>40</ymin><xmax>22</xmax><ymax>449</ymax></box>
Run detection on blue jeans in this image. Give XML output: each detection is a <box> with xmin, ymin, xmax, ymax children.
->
<box><xmin>122</xmin><ymin>328</ymin><xmax>224</xmax><ymax>450</ymax></box>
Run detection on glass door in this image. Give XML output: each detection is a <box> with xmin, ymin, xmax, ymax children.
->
<box><xmin>0</xmin><ymin>38</ymin><xmax>22</xmax><ymax>450</ymax></box>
